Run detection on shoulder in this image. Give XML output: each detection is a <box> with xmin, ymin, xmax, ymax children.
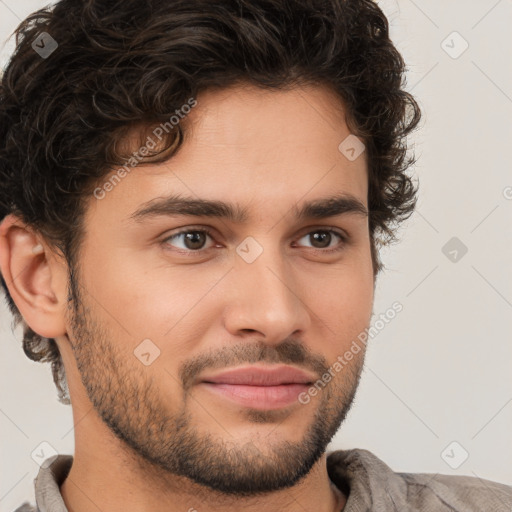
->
<box><xmin>327</xmin><ymin>448</ymin><xmax>512</xmax><ymax>511</ymax></box>
<box><xmin>12</xmin><ymin>502</ymin><xmax>37</xmax><ymax>512</ymax></box>
<box><xmin>399</xmin><ymin>470</ymin><xmax>512</xmax><ymax>510</ymax></box>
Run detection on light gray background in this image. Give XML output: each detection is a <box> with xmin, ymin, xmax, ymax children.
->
<box><xmin>1</xmin><ymin>0</ymin><xmax>511</xmax><ymax>510</ymax></box>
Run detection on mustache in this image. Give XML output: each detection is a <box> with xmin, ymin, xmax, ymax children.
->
<box><xmin>179</xmin><ymin>338</ymin><xmax>329</xmax><ymax>392</ymax></box>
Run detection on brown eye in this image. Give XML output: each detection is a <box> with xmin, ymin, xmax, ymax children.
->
<box><xmin>297</xmin><ymin>229</ymin><xmax>345</xmax><ymax>251</ymax></box>
<box><xmin>183</xmin><ymin>231</ymin><xmax>207</xmax><ymax>250</ymax></box>
<box><xmin>309</xmin><ymin>231</ymin><xmax>333</xmax><ymax>248</ymax></box>
<box><xmin>163</xmin><ymin>229</ymin><xmax>215</xmax><ymax>251</ymax></box>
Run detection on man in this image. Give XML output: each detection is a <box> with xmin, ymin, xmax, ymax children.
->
<box><xmin>0</xmin><ymin>0</ymin><xmax>510</xmax><ymax>511</ymax></box>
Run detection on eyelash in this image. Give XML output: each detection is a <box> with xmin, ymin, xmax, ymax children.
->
<box><xmin>162</xmin><ymin>226</ymin><xmax>348</xmax><ymax>255</ymax></box>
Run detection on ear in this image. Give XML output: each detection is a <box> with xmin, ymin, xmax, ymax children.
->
<box><xmin>0</xmin><ymin>214</ymin><xmax>68</xmax><ymax>339</ymax></box>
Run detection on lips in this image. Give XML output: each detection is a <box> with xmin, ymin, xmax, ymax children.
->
<box><xmin>200</xmin><ymin>365</ymin><xmax>315</xmax><ymax>386</ymax></box>
<box><xmin>198</xmin><ymin>365</ymin><xmax>316</xmax><ymax>410</ymax></box>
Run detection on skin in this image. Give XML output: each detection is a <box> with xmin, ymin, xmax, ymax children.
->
<box><xmin>0</xmin><ymin>83</ymin><xmax>375</xmax><ymax>512</ymax></box>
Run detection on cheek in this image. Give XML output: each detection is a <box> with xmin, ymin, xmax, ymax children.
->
<box><xmin>81</xmin><ymin>246</ymin><xmax>226</xmax><ymax>346</ymax></box>
<box><xmin>302</xmin><ymin>252</ymin><xmax>374</xmax><ymax>356</ymax></box>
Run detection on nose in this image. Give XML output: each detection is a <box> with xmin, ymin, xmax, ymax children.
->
<box><xmin>222</xmin><ymin>242</ymin><xmax>311</xmax><ymax>343</ymax></box>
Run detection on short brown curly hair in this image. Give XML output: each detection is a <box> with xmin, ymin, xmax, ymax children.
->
<box><xmin>0</xmin><ymin>0</ymin><xmax>421</xmax><ymax>403</ymax></box>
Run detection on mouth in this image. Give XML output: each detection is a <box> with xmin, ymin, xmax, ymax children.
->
<box><xmin>198</xmin><ymin>365</ymin><xmax>315</xmax><ymax>410</ymax></box>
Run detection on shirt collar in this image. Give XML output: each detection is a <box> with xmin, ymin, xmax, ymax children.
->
<box><xmin>34</xmin><ymin>455</ymin><xmax>72</xmax><ymax>512</ymax></box>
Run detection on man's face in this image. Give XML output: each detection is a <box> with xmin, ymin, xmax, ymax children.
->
<box><xmin>64</xmin><ymin>83</ymin><xmax>374</xmax><ymax>495</ymax></box>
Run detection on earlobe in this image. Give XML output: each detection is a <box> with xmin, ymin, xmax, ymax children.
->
<box><xmin>0</xmin><ymin>214</ymin><xmax>68</xmax><ymax>339</ymax></box>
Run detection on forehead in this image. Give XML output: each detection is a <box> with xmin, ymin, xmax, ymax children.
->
<box><xmin>88</xmin><ymin>83</ymin><xmax>368</xmax><ymax>223</ymax></box>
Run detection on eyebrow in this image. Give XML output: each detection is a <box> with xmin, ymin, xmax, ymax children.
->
<box><xmin>130</xmin><ymin>193</ymin><xmax>368</xmax><ymax>223</ymax></box>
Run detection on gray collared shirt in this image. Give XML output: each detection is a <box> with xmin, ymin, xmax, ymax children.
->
<box><xmin>13</xmin><ymin>448</ymin><xmax>512</xmax><ymax>511</ymax></box>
